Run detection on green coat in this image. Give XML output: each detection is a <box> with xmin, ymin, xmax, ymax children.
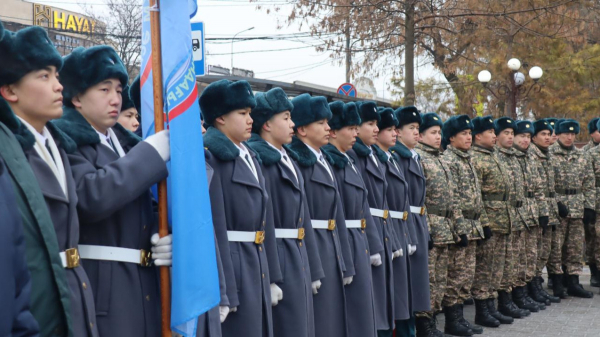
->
<box><xmin>0</xmin><ymin>121</ymin><xmax>72</xmax><ymax>337</ymax></box>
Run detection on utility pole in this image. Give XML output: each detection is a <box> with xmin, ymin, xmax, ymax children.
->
<box><xmin>345</xmin><ymin>24</ymin><xmax>351</xmax><ymax>83</ymax></box>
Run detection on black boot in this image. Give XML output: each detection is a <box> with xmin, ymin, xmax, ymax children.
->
<box><xmin>512</xmin><ymin>286</ymin><xmax>539</xmax><ymax>312</ymax></box>
<box><xmin>567</xmin><ymin>274</ymin><xmax>594</xmax><ymax>298</ymax></box>
<box><xmin>524</xmin><ymin>284</ymin><xmax>546</xmax><ymax>310</ymax></box>
<box><xmin>429</xmin><ymin>315</ymin><xmax>446</xmax><ymax>337</ymax></box>
<box><xmin>590</xmin><ymin>264</ymin><xmax>600</xmax><ymax>287</ymax></box>
<box><xmin>507</xmin><ymin>291</ymin><xmax>531</xmax><ymax>317</ymax></box>
<box><xmin>562</xmin><ymin>265</ymin><xmax>568</xmax><ymax>288</ymax></box>
<box><xmin>463</xmin><ymin>298</ymin><xmax>474</xmax><ymax>305</ymax></box>
<box><xmin>444</xmin><ymin>305</ymin><xmax>473</xmax><ymax>336</ymax></box>
<box><xmin>416</xmin><ymin>316</ymin><xmax>437</xmax><ymax>337</ymax></box>
<box><xmin>528</xmin><ymin>280</ymin><xmax>550</xmax><ymax>306</ymax></box>
<box><xmin>547</xmin><ymin>275</ymin><xmax>553</xmax><ymax>289</ymax></box>
<box><xmin>474</xmin><ymin>299</ymin><xmax>500</xmax><ymax>327</ymax></box>
<box><xmin>535</xmin><ymin>276</ymin><xmax>560</xmax><ymax>303</ymax></box>
<box><xmin>487</xmin><ymin>298</ymin><xmax>513</xmax><ymax>324</ymax></box>
<box><xmin>457</xmin><ymin>304</ymin><xmax>483</xmax><ymax>334</ymax></box>
<box><xmin>551</xmin><ymin>273</ymin><xmax>569</xmax><ymax>299</ymax></box>
<box><xmin>497</xmin><ymin>291</ymin><xmax>525</xmax><ymax>319</ymax></box>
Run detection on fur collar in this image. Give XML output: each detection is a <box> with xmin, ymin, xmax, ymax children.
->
<box><xmin>0</xmin><ymin>98</ymin><xmax>75</xmax><ymax>153</ymax></box>
<box><xmin>390</xmin><ymin>141</ymin><xmax>412</xmax><ymax>158</ymax></box>
<box><xmin>113</xmin><ymin>122</ymin><xmax>141</xmax><ymax>149</ymax></box>
<box><xmin>204</xmin><ymin>126</ymin><xmax>252</xmax><ymax>162</ymax></box>
<box><xmin>286</xmin><ymin>136</ymin><xmax>321</xmax><ymax>167</ymax></box>
<box><xmin>246</xmin><ymin>133</ymin><xmax>281</xmax><ymax>166</ymax></box>
<box><xmin>352</xmin><ymin>137</ymin><xmax>371</xmax><ymax>157</ymax></box>
<box><xmin>322</xmin><ymin>143</ymin><xmax>349</xmax><ymax>168</ymax></box>
<box><xmin>371</xmin><ymin>144</ymin><xmax>390</xmax><ymax>163</ymax></box>
<box><xmin>54</xmin><ymin>106</ymin><xmax>101</xmax><ymax>147</ymax></box>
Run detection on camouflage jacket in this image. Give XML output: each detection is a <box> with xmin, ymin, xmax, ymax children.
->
<box><xmin>529</xmin><ymin>144</ymin><xmax>559</xmax><ymax>225</ymax></box>
<box><xmin>586</xmin><ymin>145</ymin><xmax>600</xmax><ymax>212</ymax></box>
<box><xmin>496</xmin><ymin>146</ymin><xmax>528</xmax><ymax>231</ymax></box>
<box><xmin>471</xmin><ymin>145</ymin><xmax>512</xmax><ymax>234</ymax></box>
<box><xmin>442</xmin><ymin>145</ymin><xmax>486</xmax><ymax>240</ymax></box>
<box><xmin>416</xmin><ymin>142</ymin><xmax>462</xmax><ymax>245</ymax></box>
<box><xmin>550</xmin><ymin>142</ymin><xmax>595</xmax><ymax>219</ymax></box>
<box><xmin>514</xmin><ymin>145</ymin><xmax>545</xmax><ymax>227</ymax></box>
<box><xmin>582</xmin><ymin>140</ymin><xmax>598</xmax><ymax>152</ymax></box>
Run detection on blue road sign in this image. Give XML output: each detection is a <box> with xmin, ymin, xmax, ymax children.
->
<box><xmin>337</xmin><ymin>83</ymin><xmax>357</xmax><ymax>97</ymax></box>
<box><xmin>191</xmin><ymin>22</ymin><xmax>205</xmax><ymax>76</ymax></box>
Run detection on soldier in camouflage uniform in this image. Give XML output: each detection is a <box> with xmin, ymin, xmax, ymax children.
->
<box><xmin>470</xmin><ymin>116</ymin><xmax>516</xmax><ymax>326</ymax></box>
<box><xmin>529</xmin><ymin>120</ymin><xmax>561</xmax><ymax>304</ymax></box>
<box><xmin>415</xmin><ymin>113</ymin><xmax>462</xmax><ymax>336</ymax></box>
<box><xmin>584</xmin><ymin>117</ymin><xmax>600</xmax><ymax>287</ymax></box>
<box><xmin>442</xmin><ymin>115</ymin><xmax>486</xmax><ymax>336</ymax></box>
<box><xmin>493</xmin><ymin>117</ymin><xmax>537</xmax><ymax>316</ymax></box>
<box><xmin>548</xmin><ymin>119</ymin><xmax>595</xmax><ymax>298</ymax></box>
<box><xmin>513</xmin><ymin>121</ymin><xmax>550</xmax><ymax>309</ymax></box>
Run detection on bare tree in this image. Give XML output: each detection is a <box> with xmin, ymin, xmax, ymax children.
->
<box><xmin>81</xmin><ymin>0</ymin><xmax>142</xmax><ymax>81</ymax></box>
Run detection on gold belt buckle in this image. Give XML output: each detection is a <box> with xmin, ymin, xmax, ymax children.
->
<box><xmin>361</xmin><ymin>219</ymin><xmax>367</xmax><ymax>229</ymax></box>
<box><xmin>254</xmin><ymin>231</ymin><xmax>266</xmax><ymax>245</ymax></box>
<box><xmin>402</xmin><ymin>211</ymin><xmax>409</xmax><ymax>221</ymax></box>
<box><xmin>297</xmin><ymin>228</ymin><xmax>305</xmax><ymax>240</ymax></box>
<box><xmin>328</xmin><ymin>219</ymin><xmax>336</xmax><ymax>231</ymax></box>
<box><xmin>383</xmin><ymin>210</ymin><xmax>389</xmax><ymax>219</ymax></box>
<box><xmin>420</xmin><ymin>207</ymin><xmax>426</xmax><ymax>216</ymax></box>
<box><xmin>65</xmin><ymin>248</ymin><xmax>80</xmax><ymax>269</ymax></box>
<box><xmin>140</xmin><ymin>249</ymin><xmax>152</xmax><ymax>267</ymax></box>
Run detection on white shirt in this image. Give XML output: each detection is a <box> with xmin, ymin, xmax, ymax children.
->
<box><xmin>235</xmin><ymin>143</ymin><xmax>259</xmax><ymax>182</ymax></box>
<box><xmin>95</xmin><ymin>128</ymin><xmax>126</xmax><ymax>157</ymax></box>
<box><xmin>368</xmin><ymin>146</ymin><xmax>379</xmax><ymax>167</ymax></box>
<box><xmin>343</xmin><ymin>152</ymin><xmax>357</xmax><ymax>173</ymax></box>
<box><xmin>306</xmin><ymin>144</ymin><xmax>333</xmax><ymax>181</ymax></box>
<box><xmin>410</xmin><ymin>148</ymin><xmax>422</xmax><ymax>170</ymax></box>
<box><xmin>386</xmin><ymin>151</ymin><xmax>400</xmax><ymax>172</ymax></box>
<box><xmin>267</xmin><ymin>141</ymin><xmax>298</xmax><ymax>183</ymax></box>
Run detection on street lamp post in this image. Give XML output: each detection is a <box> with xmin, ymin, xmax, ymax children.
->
<box><xmin>477</xmin><ymin>58</ymin><xmax>543</xmax><ymax>119</ymax></box>
<box><xmin>231</xmin><ymin>27</ymin><xmax>254</xmax><ymax>74</ymax></box>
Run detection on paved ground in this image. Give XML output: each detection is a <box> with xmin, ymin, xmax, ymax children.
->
<box><xmin>435</xmin><ymin>269</ymin><xmax>600</xmax><ymax>336</ymax></box>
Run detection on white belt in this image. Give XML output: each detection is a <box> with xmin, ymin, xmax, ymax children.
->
<box><xmin>410</xmin><ymin>206</ymin><xmax>426</xmax><ymax>215</ymax></box>
<box><xmin>78</xmin><ymin>245</ymin><xmax>152</xmax><ymax>266</ymax></box>
<box><xmin>346</xmin><ymin>219</ymin><xmax>366</xmax><ymax>229</ymax></box>
<box><xmin>370</xmin><ymin>208</ymin><xmax>389</xmax><ymax>219</ymax></box>
<box><xmin>312</xmin><ymin>219</ymin><xmax>336</xmax><ymax>230</ymax></box>
<box><xmin>59</xmin><ymin>248</ymin><xmax>81</xmax><ymax>269</ymax></box>
<box><xmin>274</xmin><ymin>228</ymin><xmax>305</xmax><ymax>240</ymax></box>
<box><xmin>389</xmin><ymin>210</ymin><xmax>409</xmax><ymax>221</ymax></box>
<box><xmin>227</xmin><ymin>230</ymin><xmax>266</xmax><ymax>244</ymax></box>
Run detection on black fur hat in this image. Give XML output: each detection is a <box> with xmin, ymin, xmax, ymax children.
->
<box><xmin>250</xmin><ymin>87</ymin><xmax>293</xmax><ymax>134</ymax></box>
<box><xmin>290</xmin><ymin>93</ymin><xmax>331</xmax><ymax>128</ymax></box>
<box><xmin>555</xmin><ymin>119</ymin><xmax>580</xmax><ymax>135</ymax></box>
<box><xmin>419</xmin><ymin>112</ymin><xmax>443</xmax><ymax>133</ymax></box>
<box><xmin>395</xmin><ymin>106</ymin><xmax>422</xmax><ymax>128</ymax></box>
<box><xmin>199</xmin><ymin>79</ymin><xmax>256</xmax><ymax>125</ymax></box>
<box><xmin>328</xmin><ymin>101</ymin><xmax>361</xmax><ymax>130</ymax></box>
<box><xmin>472</xmin><ymin>116</ymin><xmax>495</xmax><ymax>136</ymax></box>
<box><xmin>378</xmin><ymin>107</ymin><xmax>399</xmax><ymax>130</ymax></box>
<box><xmin>494</xmin><ymin>117</ymin><xmax>517</xmax><ymax>134</ymax></box>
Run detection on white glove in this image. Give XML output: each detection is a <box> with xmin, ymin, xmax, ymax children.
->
<box><xmin>151</xmin><ymin>233</ymin><xmax>172</xmax><ymax>266</ymax></box>
<box><xmin>270</xmin><ymin>284</ymin><xmax>283</xmax><ymax>306</ymax></box>
<box><xmin>312</xmin><ymin>280</ymin><xmax>322</xmax><ymax>295</ymax></box>
<box><xmin>144</xmin><ymin>130</ymin><xmax>170</xmax><ymax>161</ymax></box>
<box><xmin>392</xmin><ymin>250</ymin><xmax>399</xmax><ymax>259</ymax></box>
<box><xmin>408</xmin><ymin>244</ymin><xmax>417</xmax><ymax>256</ymax></box>
<box><xmin>398</xmin><ymin>248</ymin><xmax>404</xmax><ymax>257</ymax></box>
<box><xmin>219</xmin><ymin>306</ymin><xmax>230</xmax><ymax>323</ymax></box>
<box><xmin>370</xmin><ymin>253</ymin><xmax>382</xmax><ymax>266</ymax></box>
<box><xmin>343</xmin><ymin>276</ymin><xmax>353</xmax><ymax>286</ymax></box>
<box><xmin>229</xmin><ymin>306</ymin><xmax>238</xmax><ymax>313</ymax></box>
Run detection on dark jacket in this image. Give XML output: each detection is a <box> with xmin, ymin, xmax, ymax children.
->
<box><xmin>54</xmin><ymin>107</ymin><xmax>168</xmax><ymax>337</ymax></box>
<box><xmin>0</xmin><ymin>156</ymin><xmax>40</xmax><ymax>337</ymax></box>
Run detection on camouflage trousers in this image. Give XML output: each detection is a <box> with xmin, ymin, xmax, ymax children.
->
<box><xmin>472</xmin><ymin>238</ymin><xmax>494</xmax><ymax>300</ymax></box>
<box><xmin>524</xmin><ymin>227</ymin><xmax>538</xmax><ymax>283</ymax></box>
<box><xmin>442</xmin><ymin>241</ymin><xmax>476</xmax><ymax>307</ymax></box>
<box><xmin>416</xmin><ymin>245</ymin><xmax>448</xmax><ymax>318</ymax></box>
<box><xmin>511</xmin><ymin>230</ymin><xmax>527</xmax><ymax>288</ymax></box>
<box><xmin>472</xmin><ymin>233</ymin><xmax>511</xmax><ymax>298</ymax></box>
<box><xmin>548</xmin><ymin>218</ymin><xmax>584</xmax><ymax>275</ymax></box>
<box><xmin>584</xmin><ymin>216</ymin><xmax>600</xmax><ymax>266</ymax></box>
<box><xmin>535</xmin><ymin>226</ymin><xmax>552</xmax><ymax>277</ymax></box>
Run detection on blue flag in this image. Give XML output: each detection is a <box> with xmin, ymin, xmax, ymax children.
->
<box><xmin>141</xmin><ymin>0</ymin><xmax>220</xmax><ymax>336</ymax></box>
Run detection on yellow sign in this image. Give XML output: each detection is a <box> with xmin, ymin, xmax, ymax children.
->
<box><xmin>34</xmin><ymin>4</ymin><xmax>96</xmax><ymax>34</ymax></box>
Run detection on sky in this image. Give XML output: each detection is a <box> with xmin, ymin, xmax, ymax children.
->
<box><xmin>30</xmin><ymin>0</ymin><xmax>439</xmax><ymax>101</ymax></box>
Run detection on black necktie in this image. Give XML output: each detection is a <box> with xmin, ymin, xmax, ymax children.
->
<box><xmin>45</xmin><ymin>139</ymin><xmax>55</xmax><ymax>164</ymax></box>
<box><xmin>107</xmin><ymin>137</ymin><xmax>118</xmax><ymax>154</ymax></box>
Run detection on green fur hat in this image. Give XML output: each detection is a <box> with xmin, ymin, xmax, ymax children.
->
<box><xmin>555</xmin><ymin>118</ymin><xmax>580</xmax><ymax>135</ymax></box>
<box><xmin>396</xmin><ymin>106</ymin><xmax>422</xmax><ymax>128</ymax></box>
<box><xmin>494</xmin><ymin>117</ymin><xmax>517</xmax><ymax>134</ymax></box>
<box><xmin>515</xmin><ymin>120</ymin><xmax>534</xmax><ymax>136</ymax></box>
<box><xmin>533</xmin><ymin>119</ymin><xmax>552</xmax><ymax>136</ymax></box>
<box><xmin>121</xmin><ymin>85</ymin><xmax>135</xmax><ymax>111</ymax></box>
<box><xmin>545</xmin><ymin>118</ymin><xmax>558</xmax><ymax>130</ymax></box>
<box><xmin>199</xmin><ymin>79</ymin><xmax>256</xmax><ymax>125</ymax></box>
<box><xmin>442</xmin><ymin>114</ymin><xmax>473</xmax><ymax>144</ymax></box>
<box><xmin>554</xmin><ymin>118</ymin><xmax>565</xmax><ymax>131</ymax></box>
<box><xmin>588</xmin><ymin>117</ymin><xmax>600</xmax><ymax>134</ymax></box>
<box><xmin>328</xmin><ymin>101</ymin><xmax>361</xmax><ymax>130</ymax></box>
<box><xmin>290</xmin><ymin>93</ymin><xmax>331</xmax><ymax>128</ymax></box>
<box><xmin>378</xmin><ymin>107</ymin><xmax>398</xmax><ymax>130</ymax></box>
<box><xmin>472</xmin><ymin>116</ymin><xmax>495</xmax><ymax>136</ymax></box>
<box><xmin>355</xmin><ymin>101</ymin><xmax>379</xmax><ymax>124</ymax></box>
<box><xmin>250</xmin><ymin>87</ymin><xmax>293</xmax><ymax>134</ymax></box>
<box><xmin>419</xmin><ymin>112</ymin><xmax>443</xmax><ymax>133</ymax></box>
<box><xmin>61</xmin><ymin>46</ymin><xmax>128</xmax><ymax>107</ymax></box>
<box><xmin>130</xmin><ymin>75</ymin><xmax>141</xmax><ymax>111</ymax></box>
<box><xmin>0</xmin><ymin>21</ymin><xmax>63</xmax><ymax>86</ymax></box>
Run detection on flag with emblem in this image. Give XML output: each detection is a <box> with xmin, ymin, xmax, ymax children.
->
<box><xmin>141</xmin><ymin>0</ymin><xmax>219</xmax><ymax>335</ymax></box>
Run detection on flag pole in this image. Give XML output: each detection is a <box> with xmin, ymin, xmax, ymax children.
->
<box><xmin>149</xmin><ymin>0</ymin><xmax>171</xmax><ymax>336</ymax></box>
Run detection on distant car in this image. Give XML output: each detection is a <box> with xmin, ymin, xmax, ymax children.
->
<box><xmin>192</xmin><ymin>39</ymin><xmax>200</xmax><ymax>51</ymax></box>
